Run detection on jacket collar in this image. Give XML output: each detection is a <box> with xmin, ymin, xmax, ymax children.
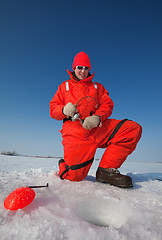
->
<box><xmin>67</xmin><ymin>69</ymin><xmax>95</xmax><ymax>82</ymax></box>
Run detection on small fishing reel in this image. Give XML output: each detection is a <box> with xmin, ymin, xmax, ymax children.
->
<box><xmin>71</xmin><ymin>113</ymin><xmax>80</xmax><ymax>121</ymax></box>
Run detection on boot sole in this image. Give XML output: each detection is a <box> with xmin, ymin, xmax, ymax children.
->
<box><xmin>96</xmin><ymin>178</ymin><xmax>133</xmax><ymax>188</ymax></box>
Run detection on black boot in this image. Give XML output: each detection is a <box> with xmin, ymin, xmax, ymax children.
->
<box><xmin>96</xmin><ymin>167</ymin><xmax>133</xmax><ymax>188</ymax></box>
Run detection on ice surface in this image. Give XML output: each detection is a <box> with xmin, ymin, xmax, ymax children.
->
<box><xmin>0</xmin><ymin>155</ymin><xmax>162</xmax><ymax>240</ymax></box>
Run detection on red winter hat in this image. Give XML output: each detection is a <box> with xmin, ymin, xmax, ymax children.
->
<box><xmin>73</xmin><ymin>51</ymin><xmax>91</xmax><ymax>71</ymax></box>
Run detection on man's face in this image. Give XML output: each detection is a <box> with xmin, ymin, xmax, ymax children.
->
<box><xmin>74</xmin><ymin>66</ymin><xmax>89</xmax><ymax>80</ymax></box>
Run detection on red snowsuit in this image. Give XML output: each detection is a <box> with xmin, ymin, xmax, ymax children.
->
<box><xmin>50</xmin><ymin>70</ymin><xmax>142</xmax><ymax>181</ymax></box>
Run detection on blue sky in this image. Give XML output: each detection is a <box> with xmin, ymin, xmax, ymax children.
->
<box><xmin>0</xmin><ymin>0</ymin><xmax>162</xmax><ymax>162</ymax></box>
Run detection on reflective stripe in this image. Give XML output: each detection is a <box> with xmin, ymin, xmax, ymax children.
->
<box><xmin>66</xmin><ymin>81</ymin><xmax>69</xmax><ymax>91</ymax></box>
<box><xmin>66</xmin><ymin>81</ymin><xmax>97</xmax><ymax>91</ymax></box>
<box><xmin>93</xmin><ymin>81</ymin><xmax>97</xmax><ymax>89</ymax></box>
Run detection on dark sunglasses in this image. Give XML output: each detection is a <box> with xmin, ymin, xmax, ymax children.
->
<box><xmin>76</xmin><ymin>66</ymin><xmax>89</xmax><ymax>70</ymax></box>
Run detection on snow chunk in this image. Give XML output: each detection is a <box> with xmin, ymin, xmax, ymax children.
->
<box><xmin>76</xmin><ymin>198</ymin><xmax>132</xmax><ymax>228</ymax></box>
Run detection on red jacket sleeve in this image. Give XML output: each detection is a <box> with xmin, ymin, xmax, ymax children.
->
<box><xmin>49</xmin><ymin>84</ymin><xmax>65</xmax><ymax>120</ymax></box>
<box><xmin>95</xmin><ymin>83</ymin><xmax>114</xmax><ymax>122</ymax></box>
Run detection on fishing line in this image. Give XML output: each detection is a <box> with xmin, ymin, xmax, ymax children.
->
<box><xmin>73</xmin><ymin>96</ymin><xmax>102</xmax><ymax>127</ymax></box>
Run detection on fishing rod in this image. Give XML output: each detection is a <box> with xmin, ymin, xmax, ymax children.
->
<box><xmin>28</xmin><ymin>183</ymin><xmax>49</xmax><ymax>188</ymax></box>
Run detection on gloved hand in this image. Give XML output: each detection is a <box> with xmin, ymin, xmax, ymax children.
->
<box><xmin>82</xmin><ymin>115</ymin><xmax>101</xmax><ymax>130</ymax></box>
<box><xmin>63</xmin><ymin>102</ymin><xmax>76</xmax><ymax>117</ymax></box>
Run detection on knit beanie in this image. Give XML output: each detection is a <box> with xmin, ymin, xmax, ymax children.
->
<box><xmin>73</xmin><ymin>51</ymin><xmax>91</xmax><ymax>71</ymax></box>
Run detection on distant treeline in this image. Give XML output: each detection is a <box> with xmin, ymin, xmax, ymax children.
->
<box><xmin>1</xmin><ymin>151</ymin><xmax>19</xmax><ymax>156</ymax></box>
<box><xmin>1</xmin><ymin>151</ymin><xmax>63</xmax><ymax>159</ymax></box>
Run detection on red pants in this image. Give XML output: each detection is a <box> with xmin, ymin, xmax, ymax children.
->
<box><xmin>59</xmin><ymin>119</ymin><xmax>142</xmax><ymax>181</ymax></box>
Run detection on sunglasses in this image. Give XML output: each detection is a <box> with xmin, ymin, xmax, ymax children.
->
<box><xmin>76</xmin><ymin>66</ymin><xmax>89</xmax><ymax>70</ymax></box>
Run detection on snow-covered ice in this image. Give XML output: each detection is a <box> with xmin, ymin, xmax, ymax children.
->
<box><xmin>0</xmin><ymin>155</ymin><xmax>162</xmax><ymax>240</ymax></box>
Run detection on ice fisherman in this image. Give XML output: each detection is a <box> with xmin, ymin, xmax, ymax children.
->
<box><xmin>50</xmin><ymin>51</ymin><xmax>142</xmax><ymax>188</ymax></box>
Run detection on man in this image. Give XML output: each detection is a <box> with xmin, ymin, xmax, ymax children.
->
<box><xmin>50</xmin><ymin>51</ymin><xmax>142</xmax><ymax>188</ymax></box>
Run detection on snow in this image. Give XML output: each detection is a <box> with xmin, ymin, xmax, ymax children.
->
<box><xmin>0</xmin><ymin>155</ymin><xmax>162</xmax><ymax>240</ymax></box>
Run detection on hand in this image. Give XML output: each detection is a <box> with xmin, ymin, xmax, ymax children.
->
<box><xmin>82</xmin><ymin>115</ymin><xmax>100</xmax><ymax>130</ymax></box>
<box><xmin>63</xmin><ymin>102</ymin><xmax>76</xmax><ymax>117</ymax></box>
